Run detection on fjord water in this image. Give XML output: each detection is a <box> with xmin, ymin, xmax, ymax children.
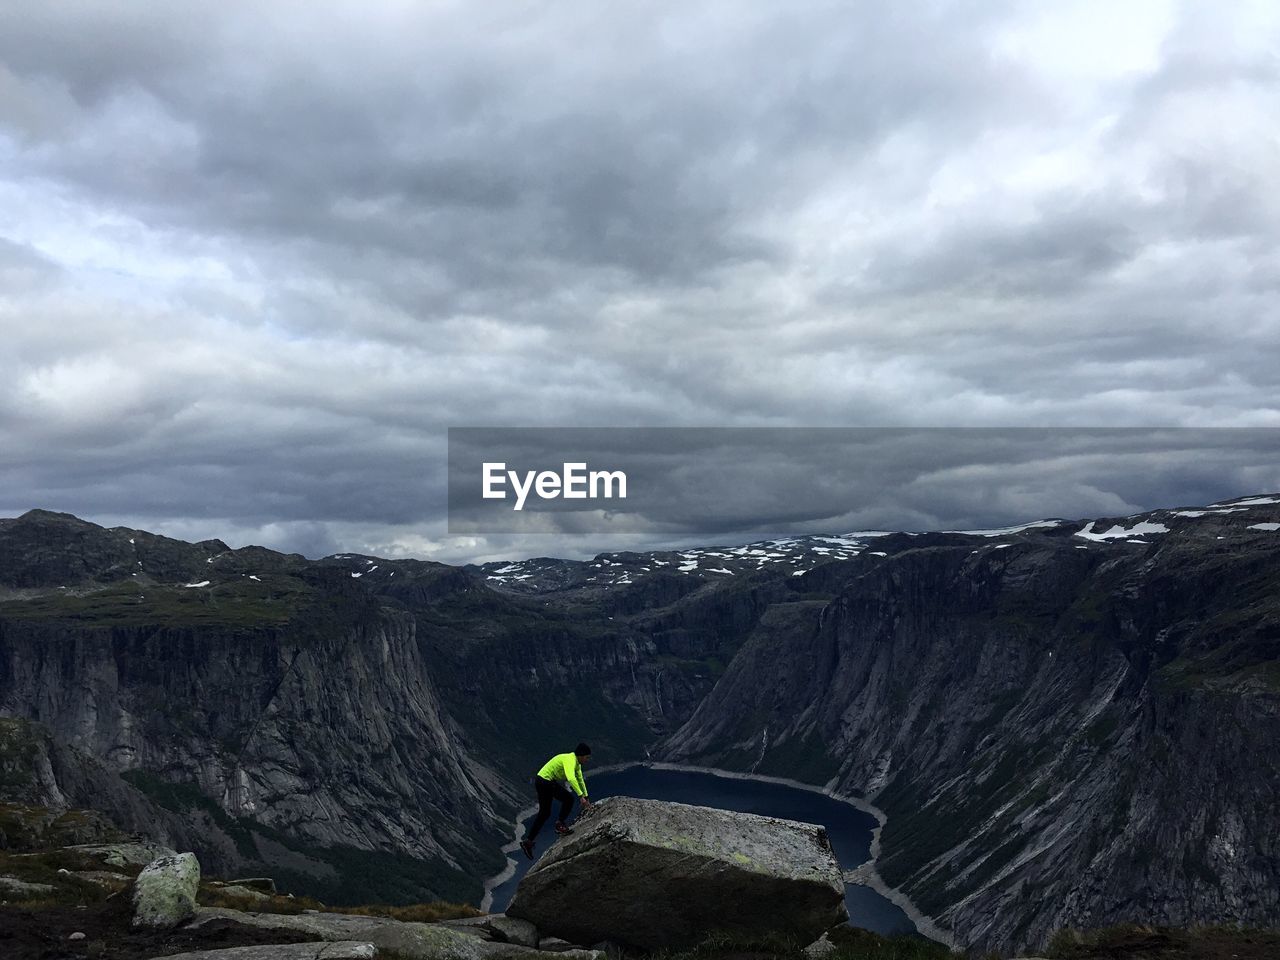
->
<box><xmin>489</xmin><ymin>766</ymin><xmax>919</xmax><ymax>937</ymax></box>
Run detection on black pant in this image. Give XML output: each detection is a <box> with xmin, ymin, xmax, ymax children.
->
<box><xmin>527</xmin><ymin>776</ymin><xmax>575</xmax><ymax>841</ymax></box>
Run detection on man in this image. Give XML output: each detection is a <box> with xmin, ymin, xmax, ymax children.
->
<box><xmin>520</xmin><ymin>742</ymin><xmax>593</xmax><ymax>860</ymax></box>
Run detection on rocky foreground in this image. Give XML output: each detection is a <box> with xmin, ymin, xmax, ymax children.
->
<box><xmin>0</xmin><ymin>799</ymin><xmax>900</xmax><ymax>960</ymax></box>
<box><xmin>4</xmin><ymin>798</ymin><xmax>1279</xmax><ymax>960</ymax></box>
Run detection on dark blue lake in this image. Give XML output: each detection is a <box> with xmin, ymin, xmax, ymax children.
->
<box><xmin>486</xmin><ymin>766</ymin><xmax>918</xmax><ymax>938</ymax></box>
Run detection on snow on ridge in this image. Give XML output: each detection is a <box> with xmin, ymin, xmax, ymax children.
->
<box><xmin>1216</xmin><ymin>496</ymin><xmax>1280</xmax><ymax>506</ymax></box>
<box><xmin>1248</xmin><ymin>522</ymin><xmax>1280</xmax><ymax>531</ymax></box>
<box><xmin>1075</xmin><ymin>520</ymin><xmax>1170</xmax><ymax>542</ymax></box>
<box><xmin>182</xmin><ymin>581</ymin><xmax>211</xmax><ymax>588</ymax></box>
<box><xmin>949</xmin><ymin>520</ymin><xmax>1065</xmax><ymax>537</ymax></box>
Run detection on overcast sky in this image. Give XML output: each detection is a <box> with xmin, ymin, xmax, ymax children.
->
<box><xmin>1</xmin><ymin>1</ymin><xmax>1278</xmax><ymax>563</ymax></box>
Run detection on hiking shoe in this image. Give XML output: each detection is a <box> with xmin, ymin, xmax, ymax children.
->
<box><xmin>554</xmin><ymin>821</ymin><xmax>573</xmax><ymax>836</ymax></box>
<box><xmin>519</xmin><ymin>839</ymin><xmax>535</xmax><ymax>860</ymax></box>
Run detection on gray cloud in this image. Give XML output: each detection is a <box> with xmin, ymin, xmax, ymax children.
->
<box><xmin>1</xmin><ymin>1</ymin><xmax>1278</xmax><ymax>563</ymax></box>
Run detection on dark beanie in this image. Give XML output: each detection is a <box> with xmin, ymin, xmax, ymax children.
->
<box><xmin>575</xmin><ymin>742</ymin><xmax>592</xmax><ymax>756</ymax></box>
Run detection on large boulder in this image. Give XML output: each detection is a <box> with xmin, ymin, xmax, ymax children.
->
<box><xmin>507</xmin><ymin>796</ymin><xmax>848</xmax><ymax>949</ymax></box>
<box><xmin>132</xmin><ymin>852</ymin><xmax>201</xmax><ymax>929</ymax></box>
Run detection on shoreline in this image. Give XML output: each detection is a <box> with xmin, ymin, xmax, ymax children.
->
<box><xmin>480</xmin><ymin>760</ymin><xmax>954</xmax><ymax>949</ymax></box>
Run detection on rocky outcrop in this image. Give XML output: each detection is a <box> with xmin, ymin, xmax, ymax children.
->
<box><xmin>73</xmin><ymin>840</ymin><xmax>179</xmax><ymax>867</ymax></box>
<box><xmin>132</xmin><ymin>851</ymin><xmax>201</xmax><ymax>929</ymax></box>
<box><xmin>0</xmin><ymin>717</ymin><xmax>254</xmax><ymax>876</ymax></box>
<box><xmin>508</xmin><ymin>797</ymin><xmax>847</xmax><ymax>949</ymax></box>
<box><xmin>0</xmin><ymin>875</ymin><xmax>56</xmax><ymax>896</ymax></box>
<box><xmin>488</xmin><ymin>915</ymin><xmax>540</xmax><ymax>947</ymax></box>
<box><xmin>192</xmin><ymin>907</ymin><xmax>604</xmax><ymax>960</ymax></box>
<box><xmin>153</xmin><ymin>946</ymin><xmax>376</xmax><ymax>960</ymax></box>
<box><xmin>0</xmin><ymin>800</ymin><xmax>120</xmax><ymax>850</ymax></box>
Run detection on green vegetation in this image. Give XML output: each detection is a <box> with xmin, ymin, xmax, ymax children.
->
<box><xmin>0</xmin><ymin>718</ymin><xmax>40</xmax><ymax>794</ymax></box>
<box><xmin>198</xmin><ymin>883</ymin><xmax>325</xmax><ymax>913</ymax></box>
<box><xmin>266</xmin><ymin>841</ymin><xmax>482</xmax><ymax>907</ymax></box>
<box><xmin>967</xmin><ymin>690</ymin><xmax>1023</xmax><ymax>739</ymax></box>
<box><xmin>0</xmin><ymin>576</ymin><xmax>312</xmax><ymax>627</ymax></box>
<box><xmin>461</xmin><ymin>676</ymin><xmax>655</xmax><ymax>776</ymax></box>
<box><xmin>1158</xmin><ymin>654</ymin><xmax>1280</xmax><ymax>694</ymax></box>
<box><xmin>0</xmin><ymin>844</ymin><xmax>137</xmax><ymax>907</ymax></box>
<box><xmin>122</xmin><ymin>769</ymin><xmax>260</xmax><ymax>860</ymax></box>
<box><xmin>755</xmin><ymin>732</ymin><xmax>840</xmax><ymax>785</ymax></box>
<box><xmin>1082</xmin><ymin>714</ymin><xmax>1119</xmax><ymax>748</ymax></box>
<box><xmin>0</xmin><ymin>803</ymin><xmax>120</xmax><ymax>850</ymax></box>
<box><xmin>877</xmin><ymin>738</ymin><xmax>1051</xmax><ymax>916</ymax></box>
<box><xmin>340</xmin><ymin>900</ymin><xmax>481</xmax><ymax>922</ymax></box>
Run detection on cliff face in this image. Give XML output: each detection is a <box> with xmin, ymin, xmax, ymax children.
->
<box><xmin>0</xmin><ymin>517</ymin><xmax>514</xmax><ymax>902</ymax></box>
<box><xmin>1</xmin><ymin>501</ymin><xmax>1278</xmax><ymax>953</ymax></box>
<box><xmin>661</xmin><ymin>512</ymin><xmax>1280</xmax><ymax>952</ymax></box>
<box><xmin>0</xmin><ymin>511</ymin><xmax>787</xmax><ymax>904</ymax></box>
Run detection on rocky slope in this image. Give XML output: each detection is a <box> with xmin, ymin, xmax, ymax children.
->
<box><xmin>1</xmin><ymin>497</ymin><xmax>1278</xmax><ymax>953</ymax></box>
<box><xmin>661</xmin><ymin>496</ymin><xmax>1280</xmax><ymax>951</ymax></box>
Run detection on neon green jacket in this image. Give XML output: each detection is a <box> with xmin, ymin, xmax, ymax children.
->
<box><xmin>537</xmin><ymin>752</ymin><xmax>588</xmax><ymax>798</ymax></box>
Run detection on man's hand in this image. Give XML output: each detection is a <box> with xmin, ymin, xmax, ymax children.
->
<box><xmin>581</xmin><ymin>798</ymin><xmax>593</xmax><ymax>811</ymax></box>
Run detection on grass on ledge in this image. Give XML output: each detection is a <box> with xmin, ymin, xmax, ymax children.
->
<box><xmin>1044</xmin><ymin>922</ymin><xmax>1280</xmax><ymax>959</ymax></box>
<box><xmin>197</xmin><ymin>883</ymin><xmax>480</xmax><ymax>923</ymax></box>
<box><xmin>642</xmin><ymin>928</ymin><xmax>965</xmax><ymax>960</ymax></box>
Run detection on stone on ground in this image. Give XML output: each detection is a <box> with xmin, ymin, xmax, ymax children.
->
<box><xmin>191</xmin><ymin>907</ymin><xmax>603</xmax><ymax>960</ymax></box>
<box><xmin>132</xmin><ymin>852</ymin><xmax>201</xmax><ymax>929</ymax></box>
<box><xmin>538</xmin><ymin>937</ymin><xmax>581</xmax><ymax>951</ymax></box>
<box><xmin>211</xmin><ymin>883</ymin><xmax>271</xmax><ymax>900</ymax></box>
<box><xmin>507</xmin><ymin>796</ymin><xmax>848</xmax><ymax>950</ymax></box>
<box><xmin>152</xmin><ymin>943</ymin><xmax>376</xmax><ymax>959</ymax></box>
<box><xmin>71</xmin><ymin>840</ymin><xmax>178</xmax><ymax>867</ymax></box>
<box><xmin>0</xmin><ymin>876</ymin><xmax>56</xmax><ymax>896</ymax></box>
<box><xmin>74</xmin><ymin>869</ymin><xmax>132</xmax><ymax>886</ymax></box>
<box><xmin>803</xmin><ymin>933</ymin><xmax>838</xmax><ymax>958</ymax></box>
<box><xmin>227</xmin><ymin>876</ymin><xmax>277</xmax><ymax>893</ymax></box>
<box><xmin>488</xmin><ymin>914</ymin><xmax>540</xmax><ymax>947</ymax></box>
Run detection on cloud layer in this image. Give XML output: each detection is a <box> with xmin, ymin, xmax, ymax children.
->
<box><xmin>1</xmin><ymin>1</ymin><xmax>1278</xmax><ymax>561</ymax></box>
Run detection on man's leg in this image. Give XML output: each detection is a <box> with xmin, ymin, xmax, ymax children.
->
<box><xmin>527</xmin><ymin>777</ymin><xmax>554</xmax><ymax>841</ymax></box>
<box><xmin>554</xmin><ymin>783</ymin><xmax>576</xmax><ymax>832</ymax></box>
